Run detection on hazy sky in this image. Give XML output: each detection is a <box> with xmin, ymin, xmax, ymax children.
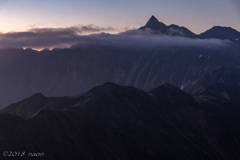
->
<box><xmin>0</xmin><ymin>0</ymin><xmax>239</xmax><ymax>34</ymax></box>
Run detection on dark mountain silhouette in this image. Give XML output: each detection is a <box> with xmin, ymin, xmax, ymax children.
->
<box><xmin>140</xmin><ymin>15</ymin><xmax>167</xmax><ymax>32</ymax></box>
<box><xmin>137</xmin><ymin>16</ymin><xmax>240</xmax><ymax>43</ymax></box>
<box><xmin>199</xmin><ymin>26</ymin><xmax>240</xmax><ymax>42</ymax></box>
<box><xmin>139</xmin><ymin>15</ymin><xmax>196</xmax><ymax>37</ymax></box>
<box><xmin>0</xmin><ymin>82</ymin><xmax>240</xmax><ymax>160</ymax></box>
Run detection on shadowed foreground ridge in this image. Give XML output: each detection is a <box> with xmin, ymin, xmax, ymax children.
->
<box><xmin>0</xmin><ymin>82</ymin><xmax>240</xmax><ymax>160</ymax></box>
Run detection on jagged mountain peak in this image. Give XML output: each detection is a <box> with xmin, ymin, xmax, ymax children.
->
<box><xmin>139</xmin><ymin>15</ymin><xmax>196</xmax><ymax>37</ymax></box>
<box><xmin>122</xmin><ymin>16</ymin><xmax>240</xmax><ymax>42</ymax></box>
<box><xmin>146</xmin><ymin>15</ymin><xmax>160</xmax><ymax>25</ymax></box>
<box><xmin>142</xmin><ymin>15</ymin><xmax>167</xmax><ymax>31</ymax></box>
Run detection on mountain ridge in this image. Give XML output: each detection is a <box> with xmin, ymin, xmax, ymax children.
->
<box><xmin>0</xmin><ymin>82</ymin><xmax>239</xmax><ymax>159</ymax></box>
<box><xmin>0</xmin><ymin>44</ymin><xmax>239</xmax><ymax>109</ymax></box>
<box><xmin>137</xmin><ymin>15</ymin><xmax>240</xmax><ymax>42</ymax></box>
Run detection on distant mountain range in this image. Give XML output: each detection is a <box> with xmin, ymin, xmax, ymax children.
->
<box><xmin>127</xmin><ymin>15</ymin><xmax>240</xmax><ymax>44</ymax></box>
<box><xmin>0</xmin><ymin>82</ymin><xmax>240</xmax><ymax>160</ymax></box>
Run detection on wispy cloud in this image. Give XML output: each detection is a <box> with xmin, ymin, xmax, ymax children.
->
<box><xmin>0</xmin><ymin>25</ymin><xmax>232</xmax><ymax>49</ymax></box>
<box><xmin>0</xmin><ymin>24</ymin><xmax>114</xmax><ymax>39</ymax></box>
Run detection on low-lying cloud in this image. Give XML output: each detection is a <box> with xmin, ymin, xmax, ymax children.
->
<box><xmin>0</xmin><ymin>25</ymin><xmax>233</xmax><ymax>50</ymax></box>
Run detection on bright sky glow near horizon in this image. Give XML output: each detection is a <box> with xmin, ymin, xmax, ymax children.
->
<box><xmin>0</xmin><ymin>0</ymin><xmax>239</xmax><ymax>34</ymax></box>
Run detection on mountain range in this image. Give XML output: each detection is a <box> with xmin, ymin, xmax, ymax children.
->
<box><xmin>0</xmin><ymin>82</ymin><xmax>240</xmax><ymax>160</ymax></box>
<box><xmin>0</xmin><ymin>15</ymin><xmax>240</xmax><ymax>159</ymax></box>
<box><xmin>137</xmin><ymin>15</ymin><xmax>240</xmax><ymax>44</ymax></box>
<box><xmin>0</xmin><ymin>16</ymin><xmax>238</xmax><ymax>108</ymax></box>
<box><xmin>0</xmin><ymin>41</ymin><xmax>239</xmax><ymax>108</ymax></box>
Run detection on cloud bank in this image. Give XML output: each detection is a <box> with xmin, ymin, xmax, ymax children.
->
<box><xmin>0</xmin><ymin>25</ymin><xmax>233</xmax><ymax>50</ymax></box>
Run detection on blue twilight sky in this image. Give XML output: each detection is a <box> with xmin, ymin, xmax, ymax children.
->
<box><xmin>0</xmin><ymin>0</ymin><xmax>239</xmax><ymax>34</ymax></box>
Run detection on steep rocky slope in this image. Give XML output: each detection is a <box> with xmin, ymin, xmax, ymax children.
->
<box><xmin>0</xmin><ymin>43</ymin><xmax>239</xmax><ymax>109</ymax></box>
